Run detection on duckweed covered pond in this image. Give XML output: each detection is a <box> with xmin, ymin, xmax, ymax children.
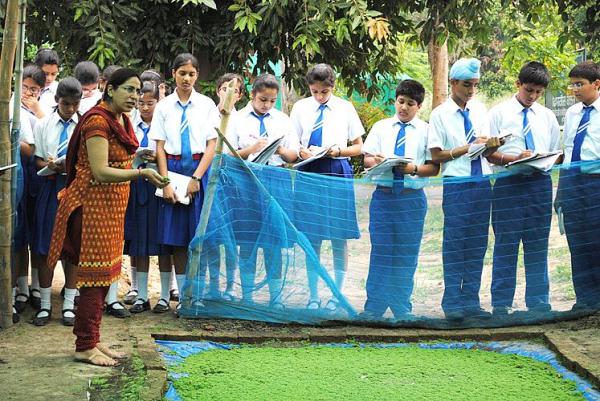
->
<box><xmin>157</xmin><ymin>341</ymin><xmax>600</xmax><ymax>401</ymax></box>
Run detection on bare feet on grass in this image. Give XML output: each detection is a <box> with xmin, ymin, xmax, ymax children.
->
<box><xmin>74</xmin><ymin>347</ymin><xmax>118</xmax><ymax>367</ymax></box>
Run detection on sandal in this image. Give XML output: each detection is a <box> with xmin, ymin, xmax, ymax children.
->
<box><xmin>130</xmin><ymin>299</ymin><xmax>150</xmax><ymax>314</ymax></box>
<box><xmin>33</xmin><ymin>308</ymin><xmax>52</xmax><ymax>326</ymax></box>
<box><xmin>62</xmin><ymin>308</ymin><xmax>76</xmax><ymax>326</ymax></box>
<box><xmin>123</xmin><ymin>290</ymin><xmax>138</xmax><ymax>305</ymax></box>
<box><xmin>105</xmin><ymin>302</ymin><xmax>131</xmax><ymax>318</ymax></box>
<box><xmin>12</xmin><ymin>306</ymin><xmax>19</xmax><ymax>324</ymax></box>
<box><xmin>30</xmin><ymin>288</ymin><xmax>41</xmax><ymax>310</ymax></box>
<box><xmin>152</xmin><ymin>298</ymin><xmax>170</xmax><ymax>314</ymax></box>
<box><xmin>14</xmin><ymin>293</ymin><xmax>29</xmax><ymax>314</ymax></box>
<box><xmin>169</xmin><ymin>289</ymin><xmax>180</xmax><ymax>303</ymax></box>
<box><xmin>325</xmin><ymin>299</ymin><xmax>339</xmax><ymax>312</ymax></box>
<box><xmin>306</xmin><ymin>300</ymin><xmax>321</xmax><ymax>310</ymax></box>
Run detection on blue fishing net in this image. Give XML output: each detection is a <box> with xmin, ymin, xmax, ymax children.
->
<box><xmin>181</xmin><ymin>154</ymin><xmax>600</xmax><ymax>328</ymax></box>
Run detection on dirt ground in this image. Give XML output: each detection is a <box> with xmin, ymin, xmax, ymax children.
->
<box><xmin>0</xmin><ymin>260</ymin><xmax>599</xmax><ymax>401</ymax></box>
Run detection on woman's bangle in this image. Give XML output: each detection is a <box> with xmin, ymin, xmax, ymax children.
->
<box><xmin>450</xmin><ymin>149</ymin><xmax>455</xmax><ymax>160</ymax></box>
<box><xmin>337</xmin><ymin>147</ymin><xmax>342</xmax><ymax>157</ymax></box>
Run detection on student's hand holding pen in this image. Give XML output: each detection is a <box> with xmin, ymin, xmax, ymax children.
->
<box><xmin>250</xmin><ymin>137</ymin><xmax>268</xmax><ymax>154</ymax></box>
<box><xmin>299</xmin><ymin>147</ymin><xmax>313</xmax><ymax>160</ymax></box>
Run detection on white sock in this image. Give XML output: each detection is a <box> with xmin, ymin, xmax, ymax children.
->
<box><xmin>175</xmin><ymin>274</ymin><xmax>186</xmax><ymax>300</ymax></box>
<box><xmin>130</xmin><ymin>266</ymin><xmax>138</xmax><ymax>291</ymax></box>
<box><xmin>241</xmin><ymin>272</ymin><xmax>255</xmax><ymax>301</ymax></box>
<box><xmin>170</xmin><ymin>267</ymin><xmax>178</xmax><ymax>292</ymax></box>
<box><xmin>39</xmin><ymin>287</ymin><xmax>52</xmax><ymax>317</ymax></box>
<box><xmin>105</xmin><ymin>282</ymin><xmax>123</xmax><ymax>309</ymax></box>
<box><xmin>31</xmin><ymin>268</ymin><xmax>40</xmax><ymax>291</ymax></box>
<box><xmin>63</xmin><ymin>288</ymin><xmax>77</xmax><ymax>311</ymax></box>
<box><xmin>160</xmin><ymin>272</ymin><xmax>171</xmax><ymax>301</ymax></box>
<box><xmin>137</xmin><ymin>272</ymin><xmax>149</xmax><ymax>301</ymax></box>
<box><xmin>17</xmin><ymin>276</ymin><xmax>29</xmax><ymax>297</ymax></box>
<box><xmin>268</xmin><ymin>279</ymin><xmax>283</xmax><ymax>304</ymax></box>
<box><xmin>12</xmin><ymin>287</ymin><xmax>16</xmax><ymax>304</ymax></box>
<box><xmin>334</xmin><ymin>269</ymin><xmax>346</xmax><ymax>296</ymax></box>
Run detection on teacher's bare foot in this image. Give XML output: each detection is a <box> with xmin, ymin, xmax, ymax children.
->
<box><xmin>74</xmin><ymin>347</ymin><xmax>118</xmax><ymax>367</ymax></box>
<box><xmin>97</xmin><ymin>343</ymin><xmax>127</xmax><ymax>359</ymax></box>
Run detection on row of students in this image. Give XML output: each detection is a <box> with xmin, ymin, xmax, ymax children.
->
<box><xmin>11</xmin><ymin>52</ymin><xmax>599</xmax><ymax>322</ymax></box>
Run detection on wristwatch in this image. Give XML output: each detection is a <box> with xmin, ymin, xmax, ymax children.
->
<box><xmin>191</xmin><ymin>175</ymin><xmax>201</xmax><ymax>182</ymax></box>
<box><xmin>410</xmin><ymin>165</ymin><xmax>418</xmax><ymax>176</ymax></box>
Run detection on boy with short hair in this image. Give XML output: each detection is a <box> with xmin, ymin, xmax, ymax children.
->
<box><xmin>486</xmin><ymin>61</ymin><xmax>560</xmax><ymax>315</ymax></box>
<box><xmin>362</xmin><ymin>79</ymin><xmax>439</xmax><ymax>319</ymax></box>
<box><xmin>74</xmin><ymin>61</ymin><xmax>102</xmax><ymax>114</ymax></box>
<box><xmin>34</xmin><ymin>48</ymin><xmax>60</xmax><ymax>116</ymax></box>
<box><xmin>557</xmin><ymin>60</ymin><xmax>600</xmax><ymax>311</ymax></box>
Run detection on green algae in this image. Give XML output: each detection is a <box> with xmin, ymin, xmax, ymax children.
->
<box><xmin>171</xmin><ymin>345</ymin><xmax>585</xmax><ymax>401</ymax></box>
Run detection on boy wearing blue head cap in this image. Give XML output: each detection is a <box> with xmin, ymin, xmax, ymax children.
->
<box><xmin>485</xmin><ymin>61</ymin><xmax>560</xmax><ymax>316</ymax></box>
<box><xmin>428</xmin><ymin>58</ymin><xmax>501</xmax><ymax>321</ymax></box>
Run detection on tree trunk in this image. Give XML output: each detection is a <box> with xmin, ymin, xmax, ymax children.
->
<box><xmin>0</xmin><ymin>0</ymin><xmax>21</xmax><ymax>329</ymax></box>
<box><xmin>428</xmin><ymin>37</ymin><xmax>448</xmax><ymax>110</ymax></box>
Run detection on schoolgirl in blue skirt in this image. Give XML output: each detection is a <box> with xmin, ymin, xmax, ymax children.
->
<box><xmin>31</xmin><ymin>77</ymin><xmax>82</xmax><ymax>326</ymax></box>
<box><xmin>225</xmin><ymin>74</ymin><xmax>299</xmax><ymax>308</ymax></box>
<box><xmin>149</xmin><ymin>53</ymin><xmax>221</xmax><ymax>314</ymax></box>
<box><xmin>290</xmin><ymin>64</ymin><xmax>364</xmax><ymax>312</ymax></box>
<box><xmin>124</xmin><ymin>81</ymin><xmax>175</xmax><ymax>314</ymax></box>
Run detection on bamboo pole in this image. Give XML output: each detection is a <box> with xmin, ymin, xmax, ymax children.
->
<box><xmin>184</xmin><ymin>81</ymin><xmax>237</xmax><ymax>304</ymax></box>
<box><xmin>0</xmin><ymin>0</ymin><xmax>23</xmax><ymax>329</ymax></box>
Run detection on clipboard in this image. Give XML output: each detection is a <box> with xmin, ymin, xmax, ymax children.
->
<box><xmin>249</xmin><ymin>136</ymin><xmax>285</xmax><ymax>164</ymax></box>
<box><xmin>293</xmin><ymin>145</ymin><xmax>332</xmax><ymax>169</ymax></box>
<box><xmin>363</xmin><ymin>157</ymin><xmax>413</xmax><ymax>181</ymax></box>
<box><xmin>505</xmin><ymin>151</ymin><xmax>562</xmax><ymax>173</ymax></box>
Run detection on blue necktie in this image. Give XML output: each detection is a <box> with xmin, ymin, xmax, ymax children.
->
<box><xmin>56</xmin><ymin>120</ymin><xmax>70</xmax><ymax>158</ymax></box>
<box><xmin>251</xmin><ymin>112</ymin><xmax>269</xmax><ymax>137</ymax></box>
<box><xmin>393</xmin><ymin>122</ymin><xmax>408</xmax><ymax>194</ymax></box>
<box><xmin>458</xmin><ymin>109</ymin><xmax>482</xmax><ymax>176</ymax></box>
<box><xmin>522</xmin><ymin>108</ymin><xmax>535</xmax><ymax>151</ymax></box>
<box><xmin>139</xmin><ymin>123</ymin><xmax>150</xmax><ymax>148</ymax></box>
<box><xmin>571</xmin><ymin>106</ymin><xmax>594</xmax><ymax>163</ymax></box>
<box><xmin>308</xmin><ymin>104</ymin><xmax>327</xmax><ymax>147</ymax></box>
<box><xmin>177</xmin><ymin>101</ymin><xmax>195</xmax><ymax>175</ymax></box>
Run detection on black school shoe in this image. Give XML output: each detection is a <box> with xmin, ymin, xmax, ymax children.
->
<box><xmin>169</xmin><ymin>289</ymin><xmax>180</xmax><ymax>303</ymax></box>
<box><xmin>152</xmin><ymin>299</ymin><xmax>171</xmax><ymax>314</ymax></box>
<box><xmin>130</xmin><ymin>299</ymin><xmax>150</xmax><ymax>314</ymax></box>
<box><xmin>30</xmin><ymin>288</ymin><xmax>42</xmax><ymax>310</ymax></box>
<box><xmin>14</xmin><ymin>293</ymin><xmax>29</xmax><ymax>314</ymax></box>
<box><xmin>105</xmin><ymin>302</ymin><xmax>131</xmax><ymax>318</ymax></box>
<box><xmin>12</xmin><ymin>307</ymin><xmax>20</xmax><ymax>324</ymax></box>
<box><xmin>32</xmin><ymin>308</ymin><xmax>52</xmax><ymax>326</ymax></box>
<box><xmin>62</xmin><ymin>309</ymin><xmax>76</xmax><ymax>326</ymax></box>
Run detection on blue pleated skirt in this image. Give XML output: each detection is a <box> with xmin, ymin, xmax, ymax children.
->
<box><xmin>13</xmin><ymin>153</ymin><xmax>30</xmax><ymax>250</ymax></box>
<box><xmin>32</xmin><ymin>174</ymin><xmax>66</xmax><ymax>255</ymax></box>
<box><xmin>295</xmin><ymin>158</ymin><xmax>360</xmax><ymax>241</ymax></box>
<box><xmin>124</xmin><ymin>170</ymin><xmax>165</xmax><ymax>256</ymax></box>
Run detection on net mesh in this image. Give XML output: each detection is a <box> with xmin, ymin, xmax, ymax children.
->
<box><xmin>180</xmin><ymin>154</ymin><xmax>600</xmax><ymax>328</ymax></box>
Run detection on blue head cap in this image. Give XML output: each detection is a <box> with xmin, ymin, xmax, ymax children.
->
<box><xmin>449</xmin><ymin>58</ymin><xmax>481</xmax><ymax>80</ymax></box>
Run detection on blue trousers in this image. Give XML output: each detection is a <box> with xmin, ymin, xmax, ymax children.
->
<box><xmin>441</xmin><ymin>180</ymin><xmax>491</xmax><ymax>313</ymax></box>
<box><xmin>364</xmin><ymin>187</ymin><xmax>426</xmax><ymax>317</ymax></box>
<box><xmin>491</xmin><ymin>174</ymin><xmax>551</xmax><ymax>308</ymax></box>
<box><xmin>559</xmin><ymin>169</ymin><xmax>600</xmax><ymax>306</ymax></box>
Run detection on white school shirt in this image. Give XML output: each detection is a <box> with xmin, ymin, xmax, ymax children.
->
<box><xmin>489</xmin><ymin>96</ymin><xmax>560</xmax><ymax>172</ymax></box>
<box><xmin>39</xmin><ymin>81</ymin><xmax>58</xmax><ymax>116</ymax></box>
<box><xmin>9</xmin><ymin>98</ymin><xmax>37</xmax><ymax>144</ymax></box>
<box><xmin>149</xmin><ymin>90</ymin><xmax>218</xmax><ymax>155</ymax></box>
<box><xmin>428</xmin><ymin>97</ymin><xmax>491</xmax><ymax>177</ymax></box>
<box><xmin>363</xmin><ymin>115</ymin><xmax>431</xmax><ymax>189</ymax></box>
<box><xmin>78</xmin><ymin>90</ymin><xmax>102</xmax><ymax>114</ymax></box>
<box><xmin>562</xmin><ymin>97</ymin><xmax>600</xmax><ymax>174</ymax></box>
<box><xmin>227</xmin><ymin>103</ymin><xmax>299</xmax><ymax>166</ymax></box>
<box><xmin>133</xmin><ymin>116</ymin><xmax>156</xmax><ymax>152</ymax></box>
<box><xmin>290</xmin><ymin>95</ymin><xmax>364</xmax><ymax>157</ymax></box>
<box><xmin>33</xmin><ymin>111</ymin><xmax>78</xmax><ymax>160</ymax></box>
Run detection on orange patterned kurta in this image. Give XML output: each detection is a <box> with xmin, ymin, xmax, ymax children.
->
<box><xmin>47</xmin><ymin>105</ymin><xmax>134</xmax><ymax>287</ymax></box>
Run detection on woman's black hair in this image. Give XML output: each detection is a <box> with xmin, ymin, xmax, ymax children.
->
<box><xmin>34</xmin><ymin>48</ymin><xmax>60</xmax><ymax>67</ymax></box>
<box><xmin>305</xmin><ymin>63</ymin><xmax>336</xmax><ymax>86</ymax></box>
<box><xmin>172</xmin><ymin>53</ymin><xmax>199</xmax><ymax>72</ymax></box>
<box><xmin>102</xmin><ymin>68</ymin><xmax>141</xmax><ymax>102</ymax></box>
<box><xmin>101</xmin><ymin>65</ymin><xmax>122</xmax><ymax>81</ymax></box>
<box><xmin>23</xmin><ymin>64</ymin><xmax>46</xmax><ymax>88</ymax></box>
<box><xmin>74</xmin><ymin>61</ymin><xmax>100</xmax><ymax>85</ymax></box>
<box><xmin>140</xmin><ymin>80</ymin><xmax>159</xmax><ymax>100</ymax></box>
<box><xmin>55</xmin><ymin>77</ymin><xmax>82</xmax><ymax>100</ymax></box>
<box><xmin>252</xmin><ymin>74</ymin><xmax>279</xmax><ymax>94</ymax></box>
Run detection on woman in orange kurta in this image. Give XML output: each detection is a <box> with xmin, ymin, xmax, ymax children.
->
<box><xmin>47</xmin><ymin>68</ymin><xmax>166</xmax><ymax>367</ymax></box>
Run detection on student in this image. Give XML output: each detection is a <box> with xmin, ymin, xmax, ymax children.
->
<box><xmin>12</xmin><ymin>64</ymin><xmax>46</xmax><ymax>313</ymax></box>
<box><xmin>362</xmin><ymin>79</ymin><xmax>439</xmax><ymax>319</ymax></box>
<box><xmin>98</xmin><ymin>65</ymin><xmax>121</xmax><ymax>93</ymax></box>
<box><xmin>226</xmin><ymin>73</ymin><xmax>299</xmax><ymax>307</ymax></box>
<box><xmin>31</xmin><ymin>77</ymin><xmax>82</xmax><ymax>326</ymax></box>
<box><xmin>557</xmin><ymin>60</ymin><xmax>600</xmax><ymax>311</ymax></box>
<box><xmin>74</xmin><ymin>61</ymin><xmax>102</xmax><ymax>114</ymax></box>
<box><xmin>212</xmin><ymin>72</ymin><xmax>244</xmax><ymax>301</ymax></box>
<box><xmin>486</xmin><ymin>62</ymin><xmax>560</xmax><ymax>315</ymax></box>
<box><xmin>290</xmin><ymin>63</ymin><xmax>364</xmax><ymax>312</ymax></box>
<box><xmin>33</xmin><ymin>48</ymin><xmax>60</xmax><ymax>117</ymax></box>
<box><xmin>123</xmin><ymin>81</ymin><xmax>172</xmax><ymax>313</ymax></box>
<box><xmin>140</xmin><ymin>69</ymin><xmax>170</xmax><ymax>101</ymax></box>
<box><xmin>149</xmin><ymin>53</ymin><xmax>220</xmax><ymax>314</ymax></box>
<box><xmin>428</xmin><ymin>58</ymin><xmax>500</xmax><ymax>320</ymax></box>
